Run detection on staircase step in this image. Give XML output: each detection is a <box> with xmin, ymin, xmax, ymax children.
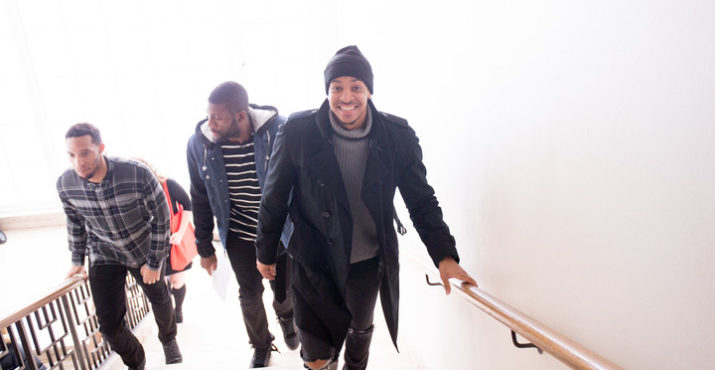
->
<box><xmin>103</xmin><ymin>264</ymin><xmax>431</xmax><ymax>369</ymax></box>
<box><xmin>142</xmin><ymin>349</ymin><xmax>430</xmax><ymax>369</ymax></box>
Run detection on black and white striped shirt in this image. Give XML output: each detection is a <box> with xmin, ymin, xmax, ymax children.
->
<box><xmin>222</xmin><ymin>137</ymin><xmax>262</xmax><ymax>241</ymax></box>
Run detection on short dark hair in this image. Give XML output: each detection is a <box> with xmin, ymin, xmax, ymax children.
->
<box><xmin>208</xmin><ymin>81</ymin><xmax>249</xmax><ymax>114</ymax></box>
<box><xmin>65</xmin><ymin>123</ymin><xmax>102</xmax><ymax>145</ymax></box>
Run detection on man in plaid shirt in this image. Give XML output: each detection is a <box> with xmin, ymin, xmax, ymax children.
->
<box><xmin>57</xmin><ymin>123</ymin><xmax>182</xmax><ymax>370</ymax></box>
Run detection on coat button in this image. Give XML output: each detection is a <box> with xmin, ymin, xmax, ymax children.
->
<box><xmin>321</xmin><ymin>211</ymin><xmax>330</xmax><ymax>219</ymax></box>
<box><xmin>205</xmin><ymin>175</ymin><xmax>210</xmax><ymax>180</ymax></box>
<box><xmin>327</xmin><ymin>239</ymin><xmax>334</xmax><ymax>246</ymax></box>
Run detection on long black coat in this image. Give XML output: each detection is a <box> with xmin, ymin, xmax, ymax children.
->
<box><xmin>256</xmin><ymin>99</ymin><xmax>459</xmax><ymax>349</ymax></box>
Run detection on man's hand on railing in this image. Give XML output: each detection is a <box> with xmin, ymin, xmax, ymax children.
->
<box><xmin>438</xmin><ymin>257</ymin><xmax>477</xmax><ymax>295</ymax></box>
<box><xmin>140</xmin><ymin>264</ymin><xmax>161</xmax><ymax>284</ymax></box>
<box><xmin>66</xmin><ymin>265</ymin><xmax>87</xmax><ymax>279</ymax></box>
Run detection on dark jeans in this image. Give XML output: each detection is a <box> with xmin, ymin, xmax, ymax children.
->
<box><xmin>88</xmin><ymin>264</ymin><xmax>177</xmax><ymax>368</ymax></box>
<box><xmin>226</xmin><ymin>233</ymin><xmax>293</xmax><ymax>349</ymax></box>
<box><xmin>299</xmin><ymin>256</ymin><xmax>381</xmax><ymax>361</ymax></box>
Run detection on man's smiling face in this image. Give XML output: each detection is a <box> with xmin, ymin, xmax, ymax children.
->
<box><xmin>328</xmin><ymin>76</ymin><xmax>371</xmax><ymax>130</ymax></box>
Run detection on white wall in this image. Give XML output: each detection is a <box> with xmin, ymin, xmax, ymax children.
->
<box><xmin>2</xmin><ymin>0</ymin><xmax>714</xmax><ymax>368</ymax></box>
<box><xmin>346</xmin><ymin>1</ymin><xmax>714</xmax><ymax>369</ymax></box>
<box><xmin>0</xmin><ymin>0</ymin><xmax>339</xmax><ymax>212</ymax></box>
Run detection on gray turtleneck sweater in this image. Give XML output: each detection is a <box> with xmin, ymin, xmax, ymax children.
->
<box><xmin>329</xmin><ymin>109</ymin><xmax>380</xmax><ymax>263</ymax></box>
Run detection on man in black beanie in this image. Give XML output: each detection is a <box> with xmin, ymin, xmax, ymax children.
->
<box><xmin>256</xmin><ymin>46</ymin><xmax>476</xmax><ymax>370</ymax></box>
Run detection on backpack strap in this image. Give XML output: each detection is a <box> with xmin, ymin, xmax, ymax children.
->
<box><xmin>161</xmin><ymin>180</ymin><xmax>173</xmax><ymax>213</ymax></box>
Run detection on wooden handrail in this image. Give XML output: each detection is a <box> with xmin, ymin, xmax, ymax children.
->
<box><xmin>3</xmin><ymin>261</ymin><xmax>622</xmax><ymax>369</ymax></box>
<box><xmin>0</xmin><ymin>274</ymin><xmax>86</xmax><ymax>328</ymax></box>
<box><xmin>452</xmin><ymin>281</ymin><xmax>622</xmax><ymax>369</ymax></box>
<box><xmin>412</xmin><ymin>255</ymin><xmax>622</xmax><ymax>370</ymax></box>
<box><xmin>2</xmin><ymin>272</ymin><xmax>151</xmax><ymax>370</ymax></box>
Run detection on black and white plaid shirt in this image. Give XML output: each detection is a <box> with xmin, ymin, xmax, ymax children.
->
<box><xmin>56</xmin><ymin>156</ymin><xmax>170</xmax><ymax>270</ymax></box>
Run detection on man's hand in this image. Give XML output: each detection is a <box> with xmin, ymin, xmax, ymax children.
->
<box><xmin>257</xmin><ymin>260</ymin><xmax>276</xmax><ymax>280</ymax></box>
<box><xmin>66</xmin><ymin>265</ymin><xmax>87</xmax><ymax>279</ymax></box>
<box><xmin>201</xmin><ymin>254</ymin><xmax>218</xmax><ymax>276</ymax></box>
<box><xmin>169</xmin><ymin>231</ymin><xmax>185</xmax><ymax>245</ymax></box>
<box><xmin>438</xmin><ymin>257</ymin><xmax>477</xmax><ymax>295</ymax></box>
<box><xmin>140</xmin><ymin>264</ymin><xmax>162</xmax><ymax>284</ymax></box>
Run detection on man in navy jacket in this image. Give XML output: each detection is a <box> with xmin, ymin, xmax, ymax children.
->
<box><xmin>187</xmin><ymin>81</ymin><xmax>296</xmax><ymax>368</ymax></box>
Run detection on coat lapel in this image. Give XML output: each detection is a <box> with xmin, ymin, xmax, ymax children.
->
<box><xmin>362</xmin><ymin>102</ymin><xmax>390</xmax><ymax>219</ymax></box>
<box><xmin>306</xmin><ymin>144</ymin><xmax>351</xmax><ymax>213</ymax></box>
<box><xmin>308</xmin><ymin>101</ymin><xmax>351</xmax><ymax>214</ymax></box>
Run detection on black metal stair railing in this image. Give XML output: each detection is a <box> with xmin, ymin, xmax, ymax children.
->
<box><xmin>0</xmin><ymin>274</ymin><xmax>151</xmax><ymax>370</ymax></box>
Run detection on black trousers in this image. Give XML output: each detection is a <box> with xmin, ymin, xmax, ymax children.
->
<box><xmin>298</xmin><ymin>256</ymin><xmax>381</xmax><ymax>361</ymax></box>
<box><xmin>88</xmin><ymin>264</ymin><xmax>177</xmax><ymax>368</ymax></box>
<box><xmin>225</xmin><ymin>233</ymin><xmax>293</xmax><ymax>349</ymax></box>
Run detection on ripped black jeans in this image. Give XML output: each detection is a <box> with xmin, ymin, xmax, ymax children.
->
<box><xmin>297</xmin><ymin>256</ymin><xmax>381</xmax><ymax>363</ymax></box>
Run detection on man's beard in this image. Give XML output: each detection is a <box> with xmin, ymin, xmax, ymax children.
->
<box><xmin>81</xmin><ymin>154</ymin><xmax>103</xmax><ymax>181</ymax></box>
<box><xmin>216</xmin><ymin>117</ymin><xmax>241</xmax><ymax>142</ymax></box>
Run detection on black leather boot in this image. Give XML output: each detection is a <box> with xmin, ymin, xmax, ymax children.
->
<box><xmin>342</xmin><ymin>325</ymin><xmax>374</xmax><ymax>370</ymax></box>
<box><xmin>170</xmin><ymin>285</ymin><xmax>186</xmax><ymax>323</ymax></box>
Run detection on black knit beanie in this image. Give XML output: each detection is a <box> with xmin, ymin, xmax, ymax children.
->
<box><xmin>324</xmin><ymin>45</ymin><xmax>373</xmax><ymax>94</ymax></box>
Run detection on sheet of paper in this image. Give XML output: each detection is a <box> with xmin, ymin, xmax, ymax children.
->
<box><xmin>212</xmin><ymin>250</ymin><xmax>232</xmax><ymax>302</ymax></box>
